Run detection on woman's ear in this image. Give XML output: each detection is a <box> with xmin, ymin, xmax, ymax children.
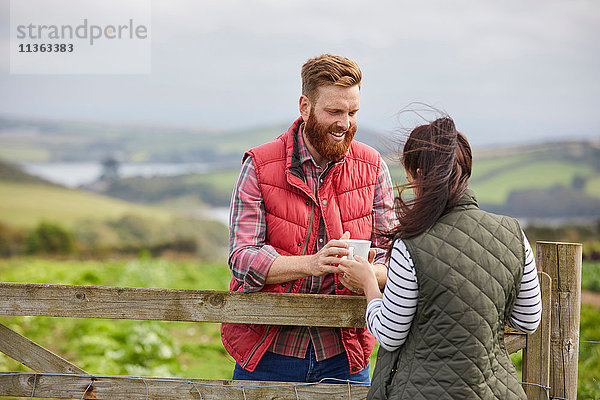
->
<box><xmin>406</xmin><ymin>169</ymin><xmax>421</xmax><ymax>183</ymax></box>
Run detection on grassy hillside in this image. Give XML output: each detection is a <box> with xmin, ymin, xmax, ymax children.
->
<box><xmin>0</xmin><ymin>160</ymin><xmax>176</xmax><ymax>228</ymax></box>
<box><xmin>387</xmin><ymin>156</ymin><xmax>598</xmax><ymax>202</ymax></box>
<box><xmin>0</xmin><ymin>161</ymin><xmax>228</xmax><ymax>258</ymax></box>
<box><xmin>470</xmin><ymin>160</ymin><xmax>594</xmax><ymax>204</ymax></box>
<box><xmin>0</xmin><ymin>117</ymin><xmax>287</xmax><ymax>165</ymax></box>
<box><xmin>94</xmin><ymin>169</ymin><xmax>240</xmax><ymax>207</ymax></box>
<box><xmin>587</xmin><ymin>176</ymin><xmax>600</xmax><ymax>197</ymax></box>
<box><xmin>0</xmin><ymin>159</ymin><xmax>58</xmax><ymax>185</ymax></box>
<box><xmin>90</xmin><ymin>139</ymin><xmax>600</xmax><ymax>218</ymax></box>
<box><xmin>387</xmin><ymin>140</ymin><xmax>600</xmax><ymax>218</ymax></box>
<box><xmin>0</xmin><ymin>181</ymin><xmax>173</xmax><ymax>229</ymax></box>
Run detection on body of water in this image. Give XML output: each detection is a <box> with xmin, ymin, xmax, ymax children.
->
<box><xmin>198</xmin><ymin>207</ymin><xmax>230</xmax><ymax>226</ymax></box>
<box><xmin>21</xmin><ymin>162</ymin><xmax>210</xmax><ymax>188</ymax></box>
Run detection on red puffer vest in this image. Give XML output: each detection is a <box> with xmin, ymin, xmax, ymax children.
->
<box><xmin>221</xmin><ymin>117</ymin><xmax>380</xmax><ymax>373</ymax></box>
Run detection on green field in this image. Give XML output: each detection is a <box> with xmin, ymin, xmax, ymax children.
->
<box><xmin>0</xmin><ymin>257</ymin><xmax>379</xmax><ymax>383</ymax></box>
<box><xmin>1</xmin><ymin>257</ymin><xmax>599</xmax><ymax>399</ymax></box>
<box><xmin>0</xmin><ymin>144</ymin><xmax>50</xmax><ymax>163</ymax></box>
<box><xmin>387</xmin><ymin>144</ymin><xmax>600</xmax><ymax>212</ymax></box>
<box><xmin>471</xmin><ymin>153</ymin><xmax>528</xmax><ymax>177</ymax></box>
<box><xmin>0</xmin><ymin>181</ymin><xmax>173</xmax><ymax>229</ymax></box>
<box><xmin>388</xmin><ymin>158</ymin><xmax>596</xmax><ymax>204</ymax></box>
<box><xmin>586</xmin><ymin>176</ymin><xmax>600</xmax><ymax>198</ymax></box>
<box><xmin>182</xmin><ymin>170</ymin><xmax>240</xmax><ymax>192</ymax></box>
<box><xmin>0</xmin><ymin>117</ymin><xmax>285</xmax><ymax>165</ymax></box>
<box><xmin>470</xmin><ymin>160</ymin><xmax>595</xmax><ymax>204</ymax></box>
<box><xmin>0</xmin><ymin>257</ymin><xmax>236</xmax><ymax>380</ymax></box>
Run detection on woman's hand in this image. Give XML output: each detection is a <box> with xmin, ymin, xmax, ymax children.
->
<box><xmin>337</xmin><ymin>249</ymin><xmax>382</xmax><ymax>301</ymax></box>
<box><xmin>338</xmin><ymin>271</ymin><xmax>364</xmax><ymax>294</ymax></box>
<box><xmin>338</xmin><ymin>250</ymin><xmax>376</xmax><ymax>289</ymax></box>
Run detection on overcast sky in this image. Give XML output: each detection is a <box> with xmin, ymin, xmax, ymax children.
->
<box><xmin>1</xmin><ymin>0</ymin><xmax>599</xmax><ymax>147</ymax></box>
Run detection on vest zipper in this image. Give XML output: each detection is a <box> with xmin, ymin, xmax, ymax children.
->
<box><xmin>301</xmin><ymin>201</ymin><xmax>315</xmax><ymax>256</ymax></box>
<box><xmin>242</xmin><ymin>279</ymin><xmax>296</xmax><ymax>370</ymax></box>
<box><xmin>242</xmin><ymin>326</ymin><xmax>270</xmax><ymax>369</ymax></box>
<box><xmin>242</xmin><ymin>202</ymin><xmax>314</xmax><ymax>370</ymax></box>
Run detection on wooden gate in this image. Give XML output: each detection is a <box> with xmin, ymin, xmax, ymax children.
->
<box><xmin>0</xmin><ymin>241</ymin><xmax>581</xmax><ymax>399</ymax></box>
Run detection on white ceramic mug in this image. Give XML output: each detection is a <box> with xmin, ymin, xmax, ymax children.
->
<box><xmin>341</xmin><ymin>239</ymin><xmax>371</xmax><ymax>261</ymax></box>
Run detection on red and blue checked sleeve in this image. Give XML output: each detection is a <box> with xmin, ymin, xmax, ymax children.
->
<box><xmin>371</xmin><ymin>158</ymin><xmax>395</xmax><ymax>266</ymax></box>
<box><xmin>228</xmin><ymin>157</ymin><xmax>280</xmax><ymax>292</ymax></box>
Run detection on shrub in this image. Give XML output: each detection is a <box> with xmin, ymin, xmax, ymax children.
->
<box><xmin>0</xmin><ymin>222</ymin><xmax>26</xmax><ymax>256</ymax></box>
<box><xmin>71</xmin><ymin>214</ymin><xmax>228</xmax><ymax>259</ymax></box>
<box><xmin>26</xmin><ymin>221</ymin><xmax>76</xmax><ymax>255</ymax></box>
<box><xmin>582</xmin><ymin>262</ymin><xmax>600</xmax><ymax>293</ymax></box>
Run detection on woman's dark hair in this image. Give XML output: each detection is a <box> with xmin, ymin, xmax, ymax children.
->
<box><xmin>383</xmin><ymin>117</ymin><xmax>472</xmax><ymax>253</ymax></box>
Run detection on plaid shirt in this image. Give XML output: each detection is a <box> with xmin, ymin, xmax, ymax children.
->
<box><xmin>228</xmin><ymin>123</ymin><xmax>394</xmax><ymax>361</ymax></box>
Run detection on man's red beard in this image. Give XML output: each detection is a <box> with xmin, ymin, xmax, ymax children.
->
<box><xmin>304</xmin><ymin>110</ymin><xmax>356</xmax><ymax>162</ymax></box>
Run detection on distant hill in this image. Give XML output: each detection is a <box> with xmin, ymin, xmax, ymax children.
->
<box><xmin>0</xmin><ymin>160</ymin><xmax>59</xmax><ymax>186</ymax></box>
<box><xmin>83</xmin><ymin>170</ymin><xmax>239</xmax><ymax>208</ymax></box>
<box><xmin>389</xmin><ymin>140</ymin><xmax>600</xmax><ymax>219</ymax></box>
<box><xmin>79</xmin><ymin>140</ymin><xmax>600</xmax><ymax>221</ymax></box>
<box><xmin>0</xmin><ymin>161</ymin><xmax>174</xmax><ymax>229</ymax></box>
<box><xmin>0</xmin><ymin>116</ymin><xmax>227</xmax><ymax>164</ymax></box>
<box><xmin>0</xmin><ymin>115</ymin><xmax>390</xmax><ymax>166</ymax></box>
<box><xmin>2</xmin><ymin>115</ymin><xmax>599</xmax><ymax>220</ymax></box>
<box><xmin>0</xmin><ymin>160</ymin><xmax>228</xmax><ymax>258</ymax></box>
<box><xmin>470</xmin><ymin>141</ymin><xmax>600</xmax><ymax>218</ymax></box>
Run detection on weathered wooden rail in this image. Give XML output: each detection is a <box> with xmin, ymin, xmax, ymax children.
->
<box><xmin>0</xmin><ymin>241</ymin><xmax>581</xmax><ymax>399</ymax></box>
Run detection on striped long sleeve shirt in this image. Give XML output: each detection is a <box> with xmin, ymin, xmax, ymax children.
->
<box><xmin>366</xmin><ymin>232</ymin><xmax>542</xmax><ymax>352</ymax></box>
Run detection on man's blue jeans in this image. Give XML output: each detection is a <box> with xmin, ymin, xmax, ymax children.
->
<box><xmin>232</xmin><ymin>345</ymin><xmax>371</xmax><ymax>384</ymax></box>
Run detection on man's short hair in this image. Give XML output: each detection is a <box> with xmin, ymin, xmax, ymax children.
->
<box><xmin>301</xmin><ymin>54</ymin><xmax>362</xmax><ymax>103</ymax></box>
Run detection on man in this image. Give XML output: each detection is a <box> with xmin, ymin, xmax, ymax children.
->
<box><xmin>221</xmin><ymin>54</ymin><xmax>394</xmax><ymax>383</ymax></box>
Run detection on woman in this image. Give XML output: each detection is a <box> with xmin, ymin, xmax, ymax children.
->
<box><xmin>338</xmin><ymin>117</ymin><xmax>542</xmax><ymax>399</ymax></box>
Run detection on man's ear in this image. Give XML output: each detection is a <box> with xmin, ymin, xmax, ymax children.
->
<box><xmin>299</xmin><ymin>95</ymin><xmax>311</xmax><ymax>121</ymax></box>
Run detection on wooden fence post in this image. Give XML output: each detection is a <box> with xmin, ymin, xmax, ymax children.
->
<box><xmin>522</xmin><ymin>272</ymin><xmax>551</xmax><ymax>400</ymax></box>
<box><xmin>536</xmin><ymin>241</ymin><xmax>582</xmax><ymax>400</ymax></box>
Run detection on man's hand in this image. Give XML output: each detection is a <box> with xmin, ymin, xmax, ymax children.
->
<box><xmin>264</xmin><ymin>231</ymin><xmax>389</xmax><ymax>287</ymax></box>
<box><xmin>306</xmin><ymin>231</ymin><xmax>351</xmax><ymax>277</ymax></box>
<box><xmin>265</xmin><ymin>232</ymin><xmax>351</xmax><ymax>284</ymax></box>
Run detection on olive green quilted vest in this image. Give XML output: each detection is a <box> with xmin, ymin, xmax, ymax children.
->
<box><xmin>368</xmin><ymin>189</ymin><xmax>526</xmax><ymax>400</ymax></box>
